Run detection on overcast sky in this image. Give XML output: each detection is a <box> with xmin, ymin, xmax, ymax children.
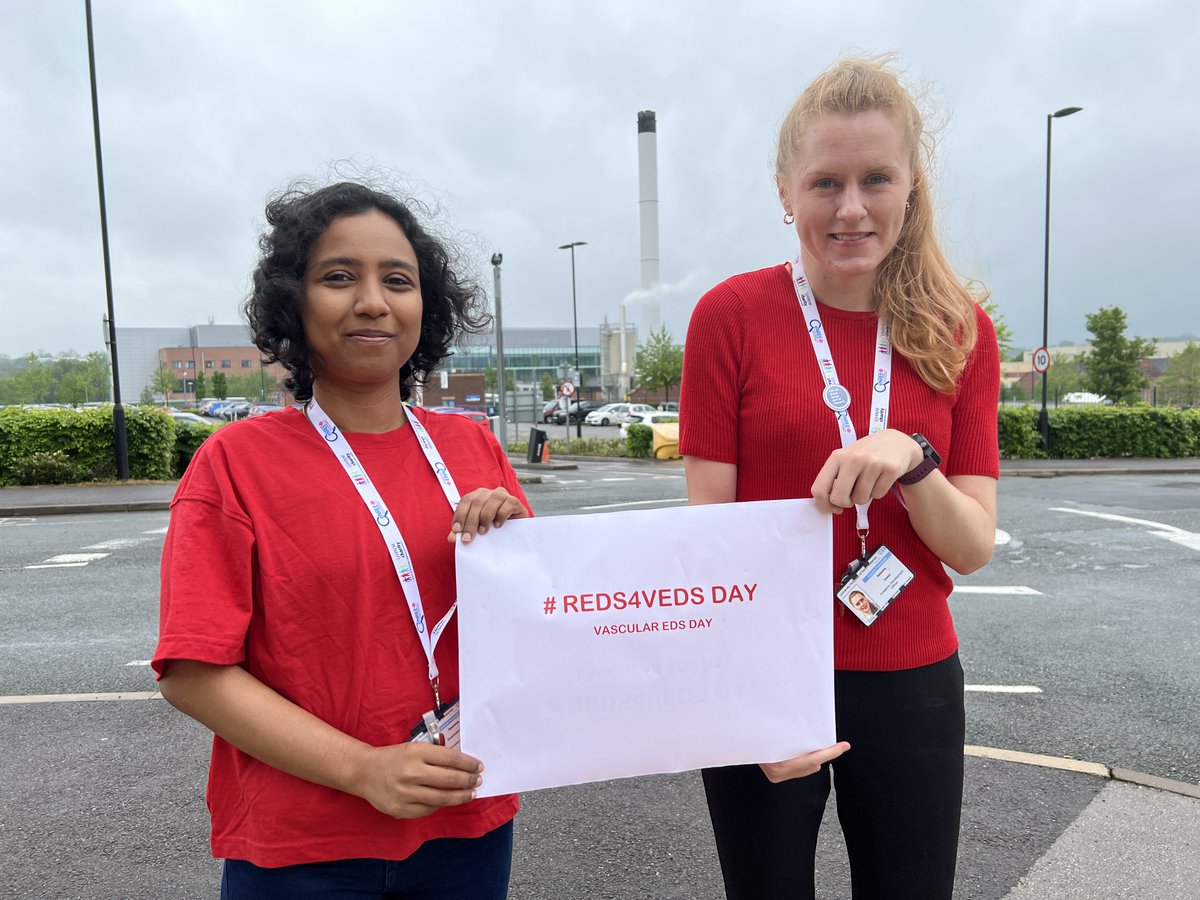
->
<box><xmin>3</xmin><ymin>0</ymin><xmax>1197</xmax><ymax>361</ymax></box>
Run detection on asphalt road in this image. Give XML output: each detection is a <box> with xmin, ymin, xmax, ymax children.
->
<box><xmin>2</xmin><ymin>467</ymin><xmax>1198</xmax><ymax>898</ymax></box>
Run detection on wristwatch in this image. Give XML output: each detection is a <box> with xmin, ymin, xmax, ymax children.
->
<box><xmin>897</xmin><ymin>433</ymin><xmax>941</xmax><ymax>485</ymax></box>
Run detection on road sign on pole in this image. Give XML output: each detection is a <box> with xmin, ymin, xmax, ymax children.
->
<box><xmin>1033</xmin><ymin>347</ymin><xmax>1051</xmax><ymax>374</ymax></box>
<box><xmin>560</xmin><ymin>381</ymin><xmax>576</xmax><ymax>398</ymax></box>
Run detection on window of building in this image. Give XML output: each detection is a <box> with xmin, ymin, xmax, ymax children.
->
<box><xmin>171</xmin><ymin>361</ymin><xmax>183</xmax><ymax>369</ymax></box>
<box><xmin>221</xmin><ymin>360</ymin><xmax>232</xmax><ymax>368</ymax></box>
<box><xmin>186</xmin><ymin>361</ymin><xmax>195</xmax><ymax>368</ymax></box>
<box><xmin>205</xmin><ymin>360</ymin><xmax>214</xmax><ymax>369</ymax></box>
<box><xmin>241</xmin><ymin>359</ymin><xmax>252</xmax><ymax>368</ymax></box>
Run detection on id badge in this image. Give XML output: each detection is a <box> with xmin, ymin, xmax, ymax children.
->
<box><xmin>408</xmin><ymin>697</ymin><xmax>461</xmax><ymax>748</ymax></box>
<box><xmin>836</xmin><ymin>545</ymin><xmax>914</xmax><ymax>626</ymax></box>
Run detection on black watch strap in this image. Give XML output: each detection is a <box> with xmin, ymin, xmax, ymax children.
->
<box><xmin>897</xmin><ymin>433</ymin><xmax>941</xmax><ymax>486</ymax></box>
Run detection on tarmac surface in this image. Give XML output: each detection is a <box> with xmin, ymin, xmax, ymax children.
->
<box><xmin>3</xmin><ymin>456</ymin><xmax>1199</xmax><ymax>898</ymax></box>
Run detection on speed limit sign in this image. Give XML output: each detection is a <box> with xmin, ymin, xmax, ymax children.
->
<box><xmin>1032</xmin><ymin>347</ymin><xmax>1051</xmax><ymax>374</ymax></box>
<box><xmin>560</xmin><ymin>381</ymin><xmax>576</xmax><ymax>397</ymax></box>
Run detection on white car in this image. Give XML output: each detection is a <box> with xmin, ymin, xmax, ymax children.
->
<box><xmin>584</xmin><ymin>403</ymin><xmax>630</xmax><ymax>426</ymax></box>
<box><xmin>617</xmin><ymin>403</ymin><xmax>656</xmax><ymax>424</ymax></box>
<box><xmin>621</xmin><ymin>410</ymin><xmax>680</xmax><ymax>437</ymax></box>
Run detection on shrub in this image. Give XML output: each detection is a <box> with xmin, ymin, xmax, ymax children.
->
<box><xmin>8</xmin><ymin>450</ymin><xmax>87</xmax><ymax>486</ymax></box>
<box><xmin>1048</xmin><ymin>406</ymin><xmax>1200</xmax><ymax>459</ymax></box>
<box><xmin>997</xmin><ymin>406</ymin><xmax>1042</xmax><ymax>459</ymax></box>
<box><xmin>173</xmin><ymin>420</ymin><xmax>218</xmax><ymax>476</ymax></box>
<box><xmin>626</xmin><ymin>424</ymin><xmax>653</xmax><ymax>459</ymax></box>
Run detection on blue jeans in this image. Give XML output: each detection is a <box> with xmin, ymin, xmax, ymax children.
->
<box><xmin>220</xmin><ymin>821</ymin><xmax>513</xmax><ymax>899</ymax></box>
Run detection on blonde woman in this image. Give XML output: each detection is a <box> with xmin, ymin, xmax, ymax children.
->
<box><xmin>680</xmin><ymin>57</ymin><xmax>999</xmax><ymax>899</ymax></box>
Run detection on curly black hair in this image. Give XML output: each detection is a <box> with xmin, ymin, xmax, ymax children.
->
<box><xmin>243</xmin><ymin>181</ymin><xmax>491</xmax><ymax>402</ymax></box>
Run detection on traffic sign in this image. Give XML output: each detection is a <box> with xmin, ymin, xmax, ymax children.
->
<box><xmin>1032</xmin><ymin>347</ymin><xmax>1051</xmax><ymax>374</ymax></box>
<box><xmin>560</xmin><ymin>381</ymin><xmax>576</xmax><ymax>397</ymax></box>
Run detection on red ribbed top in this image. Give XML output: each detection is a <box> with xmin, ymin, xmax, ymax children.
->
<box><xmin>679</xmin><ymin>265</ymin><xmax>1000</xmax><ymax>671</ymax></box>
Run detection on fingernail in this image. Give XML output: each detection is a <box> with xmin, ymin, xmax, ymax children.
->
<box><xmin>462</xmin><ymin>533</ymin><xmax>472</xmax><ymax>543</ymax></box>
<box><xmin>479</xmin><ymin>526</ymin><xmax>487</xmax><ymax>535</ymax></box>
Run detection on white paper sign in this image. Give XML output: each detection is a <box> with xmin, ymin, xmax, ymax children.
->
<box><xmin>455</xmin><ymin>498</ymin><xmax>833</xmax><ymax>796</ymax></box>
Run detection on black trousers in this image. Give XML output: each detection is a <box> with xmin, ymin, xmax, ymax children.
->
<box><xmin>702</xmin><ymin>652</ymin><xmax>965</xmax><ymax>900</ymax></box>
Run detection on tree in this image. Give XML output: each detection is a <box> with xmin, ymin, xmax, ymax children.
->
<box><xmin>1080</xmin><ymin>306</ymin><xmax>1156</xmax><ymax>404</ymax></box>
<box><xmin>149</xmin><ymin>366</ymin><xmax>180</xmax><ymax>402</ymax></box>
<box><xmin>212</xmin><ymin>371</ymin><xmax>228</xmax><ymax>399</ymax></box>
<box><xmin>635</xmin><ymin>326</ymin><xmax>684</xmax><ymax>401</ymax></box>
<box><xmin>539</xmin><ymin>373</ymin><xmax>555</xmax><ymax>401</ymax></box>
<box><xmin>1156</xmin><ymin>342</ymin><xmax>1200</xmax><ymax>408</ymax></box>
<box><xmin>194</xmin><ymin>371</ymin><xmax>208</xmax><ymax>402</ymax></box>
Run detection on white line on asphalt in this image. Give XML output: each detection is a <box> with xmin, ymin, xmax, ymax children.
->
<box><xmin>125</xmin><ymin>660</ymin><xmax>152</xmax><ymax>667</ymax></box>
<box><xmin>952</xmin><ymin>585</ymin><xmax>1043</xmax><ymax>595</ymax></box>
<box><xmin>599</xmin><ymin>477</ymin><xmax>638</xmax><ymax>482</ymax></box>
<box><xmin>0</xmin><ymin>518</ymin><xmax>35</xmax><ymax>527</ymax></box>
<box><xmin>580</xmin><ymin>498</ymin><xmax>690</xmax><ymax>510</ymax></box>
<box><xmin>24</xmin><ymin>562</ymin><xmax>91</xmax><ymax>569</ymax></box>
<box><xmin>142</xmin><ymin>527</ymin><xmax>168</xmax><ymax>535</ymax></box>
<box><xmin>42</xmin><ymin>553</ymin><xmax>110</xmax><ymax>564</ymax></box>
<box><xmin>965</xmin><ymin>684</ymin><xmax>1043</xmax><ymax>693</ymax></box>
<box><xmin>0</xmin><ymin>691</ymin><xmax>163</xmax><ymax>705</ymax></box>
<box><xmin>550</xmin><ymin>479</ymin><xmax>586</xmax><ymax>485</ymax></box>
<box><xmin>994</xmin><ymin>528</ymin><xmax>1012</xmax><ymax>545</ymax></box>
<box><xmin>83</xmin><ymin>538</ymin><xmax>147</xmax><ymax>550</ymax></box>
<box><xmin>1050</xmin><ymin>507</ymin><xmax>1200</xmax><ymax>551</ymax></box>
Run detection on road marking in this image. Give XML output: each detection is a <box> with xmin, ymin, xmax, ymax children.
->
<box><xmin>580</xmin><ymin>498</ymin><xmax>690</xmax><ymax>510</ymax></box>
<box><xmin>1050</xmin><ymin>507</ymin><xmax>1200</xmax><ymax>551</ymax></box>
<box><xmin>142</xmin><ymin>527</ymin><xmax>168</xmax><ymax>535</ymax></box>
<box><xmin>0</xmin><ymin>518</ymin><xmax>36</xmax><ymax>527</ymax></box>
<box><xmin>548</xmin><ymin>479</ymin><xmax>586</xmax><ymax>485</ymax></box>
<box><xmin>43</xmin><ymin>553</ymin><xmax>110</xmax><ymax>564</ymax></box>
<box><xmin>964</xmin><ymin>744</ymin><xmax>1110</xmax><ymax>778</ymax></box>
<box><xmin>600</xmin><ymin>477</ymin><xmax>638</xmax><ymax>482</ymax></box>
<box><xmin>952</xmin><ymin>585</ymin><xmax>1043</xmax><ymax>595</ymax></box>
<box><xmin>965</xmin><ymin>684</ymin><xmax>1043</xmax><ymax>693</ymax></box>
<box><xmin>24</xmin><ymin>562</ymin><xmax>91</xmax><ymax>569</ymax></box>
<box><xmin>83</xmin><ymin>538</ymin><xmax>147</xmax><ymax>550</ymax></box>
<box><xmin>0</xmin><ymin>691</ymin><xmax>163</xmax><ymax>705</ymax></box>
<box><xmin>125</xmin><ymin>660</ymin><xmax>152</xmax><ymax>667</ymax></box>
<box><xmin>995</xmin><ymin>528</ymin><xmax>1011</xmax><ymax>545</ymax></box>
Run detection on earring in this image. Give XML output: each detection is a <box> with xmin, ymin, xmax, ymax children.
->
<box><xmin>783</xmin><ymin>212</ymin><xmax>795</xmax><ymax>225</ymax></box>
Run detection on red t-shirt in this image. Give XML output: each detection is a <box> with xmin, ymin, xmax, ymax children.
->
<box><xmin>679</xmin><ymin>265</ymin><xmax>1000</xmax><ymax>671</ymax></box>
<box><xmin>153</xmin><ymin>406</ymin><xmax>528</xmax><ymax>867</ymax></box>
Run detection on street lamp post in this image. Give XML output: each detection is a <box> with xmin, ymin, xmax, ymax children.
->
<box><xmin>1039</xmin><ymin>105</ymin><xmax>1083</xmax><ymax>453</ymax></box>
<box><xmin>558</xmin><ymin>241</ymin><xmax>586</xmax><ymax>439</ymax></box>
<box><xmin>490</xmin><ymin>253</ymin><xmax>508</xmax><ymax>451</ymax></box>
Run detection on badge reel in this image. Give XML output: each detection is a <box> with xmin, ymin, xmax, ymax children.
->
<box><xmin>837</xmin><ymin>538</ymin><xmax>914</xmax><ymax>626</ymax></box>
<box><xmin>409</xmin><ymin>697</ymin><xmax>462</xmax><ymax>748</ymax></box>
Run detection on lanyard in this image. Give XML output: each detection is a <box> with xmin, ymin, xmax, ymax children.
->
<box><xmin>304</xmin><ymin>398</ymin><xmax>461</xmax><ymax>706</ymax></box>
<box><xmin>788</xmin><ymin>254</ymin><xmax>893</xmax><ymax>540</ymax></box>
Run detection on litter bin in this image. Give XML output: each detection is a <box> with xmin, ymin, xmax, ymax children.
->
<box><xmin>527</xmin><ymin>427</ymin><xmax>548</xmax><ymax>464</ymax></box>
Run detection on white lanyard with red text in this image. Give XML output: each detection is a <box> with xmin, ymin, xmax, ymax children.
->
<box><xmin>788</xmin><ymin>254</ymin><xmax>893</xmax><ymax>543</ymax></box>
<box><xmin>305</xmin><ymin>398</ymin><xmax>460</xmax><ymax>707</ymax></box>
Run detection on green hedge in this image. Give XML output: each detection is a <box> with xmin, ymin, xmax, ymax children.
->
<box><xmin>626</xmin><ymin>424</ymin><xmax>653</xmax><ymax>459</ymax></box>
<box><xmin>997</xmin><ymin>404</ymin><xmax>1200</xmax><ymax>459</ymax></box>
<box><xmin>0</xmin><ymin>406</ymin><xmax>215</xmax><ymax>485</ymax></box>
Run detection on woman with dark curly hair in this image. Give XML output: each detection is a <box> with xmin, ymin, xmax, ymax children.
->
<box><xmin>153</xmin><ymin>181</ymin><xmax>530</xmax><ymax>898</ymax></box>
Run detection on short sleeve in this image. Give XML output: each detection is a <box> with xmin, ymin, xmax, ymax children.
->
<box><xmin>679</xmin><ymin>283</ymin><xmax>746</xmax><ymax>464</ymax></box>
<box><xmin>152</xmin><ymin>443</ymin><xmax>256</xmax><ymax>678</ymax></box>
<box><xmin>946</xmin><ymin>305</ymin><xmax>1001</xmax><ymax>479</ymax></box>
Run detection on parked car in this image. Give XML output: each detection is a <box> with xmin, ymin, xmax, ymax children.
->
<box><xmin>430</xmin><ymin>407</ymin><xmax>490</xmax><ymax>425</ymax></box>
<box><xmin>553</xmin><ymin>401</ymin><xmax>603</xmax><ymax>425</ymax></box>
<box><xmin>656</xmin><ymin>401</ymin><xmax>680</xmax><ymax>412</ymax></box>
<box><xmin>247</xmin><ymin>404</ymin><xmax>287</xmax><ymax>418</ymax></box>
<box><xmin>219</xmin><ymin>401</ymin><xmax>253</xmax><ymax>420</ymax></box>
<box><xmin>621</xmin><ymin>410</ymin><xmax>680</xmax><ymax>437</ymax></box>
<box><xmin>542</xmin><ymin>399</ymin><xmax>567</xmax><ymax>422</ymax></box>
<box><xmin>584</xmin><ymin>403</ymin><xmax>630</xmax><ymax>426</ymax></box>
<box><xmin>168</xmin><ymin>410</ymin><xmax>211</xmax><ymax>426</ymax></box>
<box><xmin>616</xmin><ymin>403</ymin><xmax>656</xmax><ymax>424</ymax></box>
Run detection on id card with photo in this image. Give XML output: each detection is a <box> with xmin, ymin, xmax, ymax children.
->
<box><xmin>408</xmin><ymin>698</ymin><xmax>461</xmax><ymax>748</ymax></box>
<box><xmin>836</xmin><ymin>545</ymin><xmax>914</xmax><ymax>626</ymax></box>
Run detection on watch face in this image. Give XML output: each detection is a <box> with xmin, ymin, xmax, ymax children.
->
<box><xmin>912</xmin><ymin>433</ymin><xmax>941</xmax><ymax>466</ymax></box>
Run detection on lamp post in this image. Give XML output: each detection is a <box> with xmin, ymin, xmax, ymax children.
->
<box><xmin>490</xmin><ymin>253</ymin><xmax>508</xmax><ymax>451</ymax></box>
<box><xmin>86</xmin><ymin>0</ymin><xmax>128</xmax><ymax>478</ymax></box>
<box><xmin>1039</xmin><ymin>105</ymin><xmax>1083</xmax><ymax>453</ymax></box>
<box><xmin>558</xmin><ymin>241</ymin><xmax>586</xmax><ymax>439</ymax></box>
